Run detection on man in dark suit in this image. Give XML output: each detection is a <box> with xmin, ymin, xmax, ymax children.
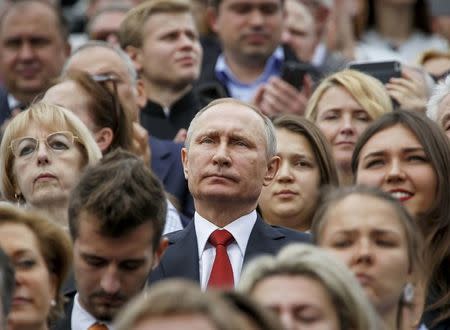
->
<box><xmin>0</xmin><ymin>0</ymin><xmax>71</xmax><ymax>127</ymax></box>
<box><xmin>52</xmin><ymin>150</ymin><xmax>168</xmax><ymax>330</ymax></box>
<box><xmin>149</xmin><ymin>98</ymin><xmax>310</xmax><ymax>289</ymax></box>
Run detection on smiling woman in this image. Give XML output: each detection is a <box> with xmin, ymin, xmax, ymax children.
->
<box><xmin>0</xmin><ymin>102</ymin><xmax>102</xmax><ymax>227</ymax></box>
<box><xmin>351</xmin><ymin>110</ymin><xmax>450</xmax><ymax>329</ymax></box>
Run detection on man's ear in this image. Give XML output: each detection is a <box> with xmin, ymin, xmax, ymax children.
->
<box><xmin>181</xmin><ymin>147</ymin><xmax>189</xmax><ymax>180</ymax></box>
<box><xmin>152</xmin><ymin>237</ymin><xmax>169</xmax><ymax>269</ymax></box>
<box><xmin>125</xmin><ymin>45</ymin><xmax>143</xmax><ymax>73</ymax></box>
<box><xmin>94</xmin><ymin>127</ymin><xmax>114</xmax><ymax>153</ymax></box>
<box><xmin>263</xmin><ymin>156</ymin><xmax>280</xmax><ymax>186</ymax></box>
<box><xmin>135</xmin><ymin>78</ymin><xmax>147</xmax><ymax>109</ymax></box>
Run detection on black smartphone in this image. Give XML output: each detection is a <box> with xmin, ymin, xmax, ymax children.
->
<box><xmin>348</xmin><ymin>60</ymin><xmax>402</xmax><ymax>84</ymax></box>
<box><xmin>280</xmin><ymin>61</ymin><xmax>312</xmax><ymax>90</ymax></box>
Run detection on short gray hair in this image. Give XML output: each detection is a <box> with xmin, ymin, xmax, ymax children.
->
<box><xmin>238</xmin><ymin>244</ymin><xmax>381</xmax><ymax>330</ymax></box>
<box><xmin>185</xmin><ymin>98</ymin><xmax>277</xmax><ymax>159</ymax></box>
<box><xmin>427</xmin><ymin>75</ymin><xmax>450</xmax><ymax>121</ymax></box>
<box><xmin>63</xmin><ymin>40</ymin><xmax>138</xmax><ymax>86</ymax></box>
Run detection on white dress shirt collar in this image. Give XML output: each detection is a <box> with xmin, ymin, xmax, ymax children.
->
<box><xmin>71</xmin><ymin>293</ymin><xmax>113</xmax><ymax>330</ymax></box>
<box><xmin>194</xmin><ymin>210</ymin><xmax>257</xmax><ymax>259</ymax></box>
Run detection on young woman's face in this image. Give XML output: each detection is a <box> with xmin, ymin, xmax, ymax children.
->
<box><xmin>0</xmin><ymin>223</ymin><xmax>56</xmax><ymax>329</ymax></box>
<box><xmin>355</xmin><ymin>124</ymin><xmax>437</xmax><ymax>217</ymax></box>
<box><xmin>318</xmin><ymin>194</ymin><xmax>410</xmax><ymax>314</ymax></box>
<box><xmin>258</xmin><ymin>128</ymin><xmax>321</xmax><ymax>231</ymax></box>
<box><xmin>315</xmin><ymin>86</ymin><xmax>372</xmax><ymax>170</ymax></box>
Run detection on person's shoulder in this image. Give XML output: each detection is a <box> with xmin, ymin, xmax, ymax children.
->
<box><xmin>268</xmin><ymin>224</ymin><xmax>312</xmax><ymax>243</ymax></box>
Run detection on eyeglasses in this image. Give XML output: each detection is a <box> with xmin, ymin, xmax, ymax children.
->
<box><xmin>10</xmin><ymin>131</ymin><xmax>79</xmax><ymax>159</ymax></box>
<box><xmin>90</xmin><ymin>73</ymin><xmax>121</xmax><ymax>132</ymax></box>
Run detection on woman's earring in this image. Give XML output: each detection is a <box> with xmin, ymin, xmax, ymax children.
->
<box><xmin>50</xmin><ymin>299</ymin><xmax>56</xmax><ymax>307</ymax></box>
<box><xmin>14</xmin><ymin>192</ymin><xmax>22</xmax><ymax>207</ymax></box>
<box><xmin>403</xmin><ymin>282</ymin><xmax>415</xmax><ymax>304</ymax></box>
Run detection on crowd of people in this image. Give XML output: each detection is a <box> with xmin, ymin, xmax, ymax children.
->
<box><xmin>0</xmin><ymin>0</ymin><xmax>449</xmax><ymax>329</ymax></box>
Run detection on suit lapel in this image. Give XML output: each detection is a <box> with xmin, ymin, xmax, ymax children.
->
<box><xmin>244</xmin><ymin>215</ymin><xmax>285</xmax><ymax>264</ymax></box>
<box><xmin>160</xmin><ymin>221</ymin><xmax>200</xmax><ymax>281</ymax></box>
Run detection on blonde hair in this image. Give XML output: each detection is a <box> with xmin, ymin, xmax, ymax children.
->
<box><xmin>0</xmin><ymin>102</ymin><xmax>102</xmax><ymax>202</ymax></box>
<box><xmin>305</xmin><ymin>69</ymin><xmax>393</xmax><ymax>121</ymax></box>
<box><xmin>114</xmin><ymin>280</ymin><xmax>254</xmax><ymax>330</ymax></box>
<box><xmin>119</xmin><ymin>0</ymin><xmax>193</xmax><ymax>49</ymax></box>
<box><xmin>239</xmin><ymin>244</ymin><xmax>381</xmax><ymax>330</ymax></box>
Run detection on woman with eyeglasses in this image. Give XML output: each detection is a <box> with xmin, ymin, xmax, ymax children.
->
<box><xmin>0</xmin><ymin>102</ymin><xmax>102</xmax><ymax>227</ymax></box>
<box><xmin>43</xmin><ymin>70</ymin><xmax>134</xmax><ymax>155</ymax></box>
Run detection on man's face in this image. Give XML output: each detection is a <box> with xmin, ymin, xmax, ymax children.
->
<box><xmin>73</xmin><ymin>211</ymin><xmax>157</xmax><ymax>321</ymax></box>
<box><xmin>65</xmin><ymin>47</ymin><xmax>139</xmax><ymax>121</ymax></box>
<box><xmin>137</xmin><ymin>12</ymin><xmax>202</xmax><ymax>90</ymax></box>
<box><xmin>89</xmin><ymin>10</ymin><xmax>127</xmax><ymax>46</ymax></box>
<box><xmin>182</xmin><ymin>102</ymin><xmax>278</xmax><ymax>211</ymax></box>
<box><xmin>282</xmin><ymin>0</ymin><xmax>317</xmax><ymax>62</ymax></box>
<box><xmin>209</xmin><ymin>0</ymin><xmax>284</xmax><ymax>64</ymax></box>
<box><xmin>0</xmin><ymin>2</ymin><xmax>69</xmax><ymax>100</ymax></box>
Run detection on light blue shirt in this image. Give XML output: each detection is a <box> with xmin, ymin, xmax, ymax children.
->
<box><xmin>215</xmin><ymin>47</ymin><xmax>285</xmax><ymax>102</ymax></box>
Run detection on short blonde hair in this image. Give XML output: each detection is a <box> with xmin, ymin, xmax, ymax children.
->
<box><xmin>0</xmin><ymin>202</ymin><xmax>72</xmax><ymax>323</ymax></box>
<box><xmin>239</xmin><ymin>244</ymin><xmax>381</xmax><ymax>330</ymax></box>
<box><xmin>305</xmin><ymin>69</ymin><xmax>393</xmax><ymax>121</ymax></box>
<box><xmin>119</xmin><ymin>0</ymin><xmax>193</xmax><ymax>49</ymax></box>
<box><xmin>0</xmin><ymin>102</ymin><xmax>102</xmax><ymax>202</ymax></box>
<box><xmin>114</xmin><ymin>280</ymin><xmax>254</xmax><ymax>330</ymax></box>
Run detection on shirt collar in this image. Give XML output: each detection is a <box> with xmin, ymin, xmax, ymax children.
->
<box><xmin>72</xmin><ymin>293</ymin><xmax>114</xmax><ymax>330</ymax></box>
<box><xmin>195</xmin><ymin>210</ymin><xmax>257</xmax><ymax>258</ymax></box>
<box><xmin>215</xmin><ymin>46</ymin><xmax>285</xmax><ymax>86</ymax></box>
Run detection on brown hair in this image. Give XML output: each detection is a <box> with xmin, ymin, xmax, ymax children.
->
<box><xmin>272</xmin><ymin>114</ymin><xmax>339</xmax><ymax>186</ymax></box>
<box><xmin>68</xmin><ymin>149</ymin><xmax>166</xmax><ymax>251</ymax></box>
<box><xmin>114</xmin><ymin>280</ymin><xmax>255</xmax><ymax>330</ymax></box>
<box><xmin>60</xmin><ymin>70</ymin><xmax>134</xmax><ymax>153</ymax></box>
<box><xmin>351</xmin><ymin>111</ymin><xmax>450</xmax><ymax>324</ymax></box>
<box><xmin>119</xmin><ymin>0</ymin><xmax>192</xmax><ymax>49</ymax></box>
<box><xmin>0</xmin><ymin>203</ymin><xmax>72</xmax><ymax>323</ymax></box>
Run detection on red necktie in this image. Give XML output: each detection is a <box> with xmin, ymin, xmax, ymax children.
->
<box><xmin>207</xmin><ymin>229</ymin><xmax>235</xmax><ymax>289</ymax></box>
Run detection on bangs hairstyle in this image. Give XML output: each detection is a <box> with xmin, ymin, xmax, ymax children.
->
<box><xmin>305</xmin><ymin>69</ymin><xmax>393</xmax><ymax>121</ymax></box>
<box><xmin>0</xmin><ymin>202</ymin><xmax>72</xmax><ymax>323</ymax></box>
<box><xmin>239</xmin><ymin>244</ymin><xmax>380</xmax><ymax>330</ymax></box>
<box><xmin>119</xmin><ymin>0</ymin><xmax>193</xmax><ymax>49</ymax></box>
<box><xmin>272</xmin><ymin>114</ymin><xmax>339</xmax><ymax>186</ymax></box>
<box><xmin>351</xmin><ymin>111</ymin><xmax>450</xmax><ymax>324</ymax></box>
<box><xmin>0</xmin><ymin>102</ymin><xmax>102</xmax><ymax>202</ymax></box>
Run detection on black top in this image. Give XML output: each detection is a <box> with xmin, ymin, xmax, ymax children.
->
<box><xmin>140</xmin><ymin>89</ymin><xmax>203</xmax><ymax>140</ymax></box>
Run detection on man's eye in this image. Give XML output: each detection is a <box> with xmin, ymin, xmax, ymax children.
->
<box><xmin>120</xmin><ymin>261</ymin><xmax>143</xmax><ymax>271</ymax></box>
<box><xmin>85</xmin><ymin>257</ymin><xmax>106</xmax><ymax>267</ymax></box>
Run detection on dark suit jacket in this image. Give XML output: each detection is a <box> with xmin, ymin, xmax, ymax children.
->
<box><xmin>149</xmin><ymin>215</ymin><xmax>311</xmax><ymax>284</ymax></box>
<box><xmin>149</xmin><ymin>136</ymin><xmax>194</xmax><ymax>219</ymax></box>
<box><xmin>0</xmin><ymin>86</ymin><xmax>11</xmax><ymax>128</ymax></box>
<box><xmin>50</xmin><ymin>289</ymin><xmax>75</xmax><ymax>330</ymax></box>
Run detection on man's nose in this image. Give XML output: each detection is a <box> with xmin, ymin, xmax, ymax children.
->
<box><xmin>100</xmin><ymin>265</ymin><xmax>121</xmax><ymax>294</ymax></box>
<box><xmin>17</xmin><ymin>42</ymin><xmax>35</xmax><ymax>61</ymax></box>
<box><xmin>212</xmin><ymin>142</ymin><xmax>231</xmax><ymax>167</ymax></box>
